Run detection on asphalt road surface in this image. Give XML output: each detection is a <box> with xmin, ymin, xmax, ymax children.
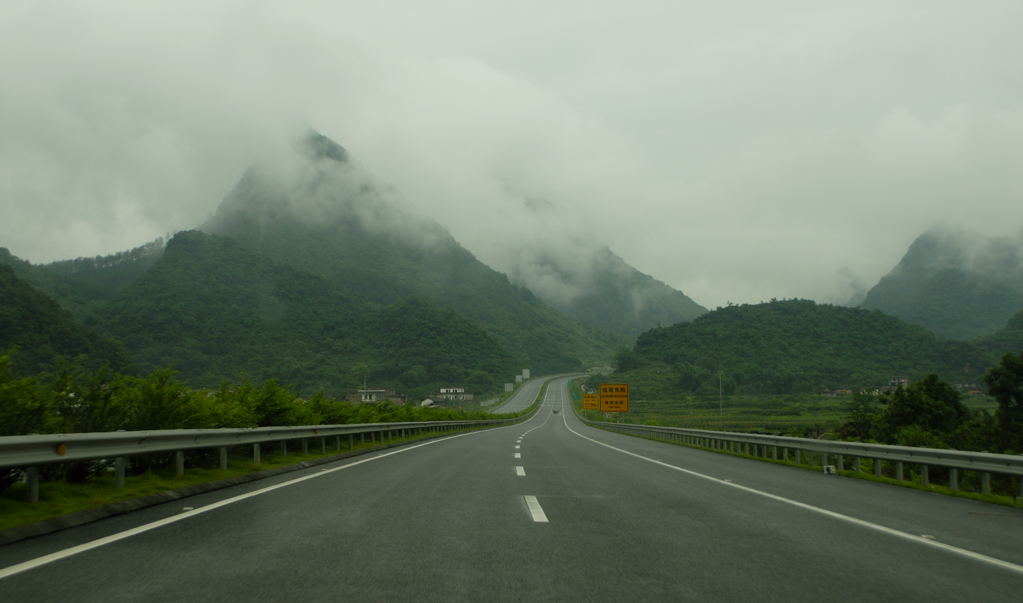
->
<box><xmin>2</xmin><ymin>377</ymin><xmax>1022</xmax><ymax>601</ymax></box>
<box><xmin>489</xmin><ymin>377</ymin><xmax>546</xmax><ymax>413</ymax></box>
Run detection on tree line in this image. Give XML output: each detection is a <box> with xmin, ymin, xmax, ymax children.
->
<box><xmin>0</xmin><ymin>350</ymin><xmax>510</xmax><ymax>438</ymax></box>
<box><xmin>0</xmin><ymin>349</ymin><xmax>527</xmax><ymax>493</ymax></box>
<box><xmin>837</xmin><ymin>351</ymin><xmax>1023</xmax><ymax>454</ymax></box>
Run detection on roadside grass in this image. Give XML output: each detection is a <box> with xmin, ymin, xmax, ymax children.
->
<box><xmin>568</xmin><ymin>382</ymin><xmax>1022</xmax><ymax>510</ymax></box>
<box><xmin>579</xmin><ymin>395</ymin><xmax>849</xmax><ymax>435</ymax></box>
<box><xmin>605</xmin><ymin>429</ymin><xmax>1023</xmax><ymax>510</ymax></box>
<box><xmin>587</xmin><ymin>393</ymin><xmax>999</xmax><ymax>436</ymax></box>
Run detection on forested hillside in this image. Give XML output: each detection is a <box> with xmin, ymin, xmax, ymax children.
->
<box><xmin>862</xmin><ymin>228</ymin><xmax>1023</xmax><ymax>340</ymax></box>
<box><xmin>97</xmin><ymin>230</ymin><xmax>520</xmax><ymax>396</ymax></box>
<box><xmin>202</xmin><ymin>131</ymin><xmax>615</xmax><ymax>372</ymax></box>
<box><xmin>976</xmin><ymin>309</ymin><xmax>1023</xmax><ymax>364</ymax></box>
<box><xmin>0</xmin><ymin>264</ymin><xmax>129</xmax><ymax>375</ymax></box>
<box><xmin>502</xmin><ymin>244</ymin><xmax>706</xmax><ymax>337</ymax></box>
<box><xmin>0</xmin><ymin>240</ymin><xmax>164</xmax><ymax>326</ymax></box>
<box><xmin>613</xmin><ymin>299</ymin><xmax>984</xmax><ymax>397</ymax></box>
<box><xmin>0</xmin><ymin>133</ymin><xmax>621</xmax><ymax>396</ymax></box>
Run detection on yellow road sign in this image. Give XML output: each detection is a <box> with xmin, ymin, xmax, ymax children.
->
<box><xmin>599</xmin><ymin>383</ymin><xmax>629</xmax><ymax>412</ymax></box>
<box><xmin>583</xmin><ymin>393</ymin><xmax>599</xmax><ymax>410</ymax></box>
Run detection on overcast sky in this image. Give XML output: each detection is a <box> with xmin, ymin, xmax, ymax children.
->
<box><xmin>2</xmin><ymin>1</ymin><xmax>1021</xmax><ymax>308</ymax></box>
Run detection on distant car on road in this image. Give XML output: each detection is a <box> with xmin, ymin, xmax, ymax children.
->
<box><xmin>553</xmin><ymin>408</ymin><xmax>560</xmax><ymax>414</ymax></box>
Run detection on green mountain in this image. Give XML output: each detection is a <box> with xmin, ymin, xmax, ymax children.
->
<box><xmin>0</xmin><ymin>240</ymin><xmax>165</xmax><ymax>327</ymax></box>
<box><xmin>1</xmin><ymin>131</ymin><xmax>625</xmax><ymax>392</ymax></box>
<box><xmin>96</xmin><ymin>230</ymin><xmax>519</xmax><ymax>396</ymax></box>
<box><xmin>976</xmin><ymin>308</ymin><xmax>1023</xmax><ymax>363</ymax></box>
<box><xmin>0</xmin><ymin>264</ymin><xmax>129</xmax><ymax>375</ymax></box>
<box><xmin>202</xmin><ymin>131</ymin><xmax>615</xmax><ymax>373</ymax></box>
<box><xmin>614</xmin><ymin>299</ymin><xmax>984</xmax><ymax>396</ymax></box>
<box><xmin>499</xmin><ymin>242</ymin><xmax>706</xmax><ymax>337</ymax></box>
<box><xmin>861</xmin><ymin>227</ymin><xmax>1023</xmax><ymax>340</ymax></box>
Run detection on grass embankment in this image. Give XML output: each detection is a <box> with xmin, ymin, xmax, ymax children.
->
<box><xmin>577</xmin><ymin>392</ymin><xmax>997</xmax><ymax>436</ymax></box>
<box><xmin>620</xmin><ymin>428</ymin><xmax>1023</xmax><ymax>509</ymax></box>
<box><xmin>569</xmin><ymin>384</ymin><xmax>1020</xmax><ymax>509</ymax></box>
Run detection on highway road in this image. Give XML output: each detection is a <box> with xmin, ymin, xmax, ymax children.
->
<box><xmin>2</xmin><ymin>377</ymin><xmax>1022</xmax><ymax>601</ymax></box>
<box><xmin>489</xmin><ymin>377</ymin><xmax>546</xmax><ymax>413</ymax></box>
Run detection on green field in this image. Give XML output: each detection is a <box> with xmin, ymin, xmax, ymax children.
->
<box><xmin>574</xmin><ymin>388</ymin><xmax>999</xmax><ymax>437</ymax></box>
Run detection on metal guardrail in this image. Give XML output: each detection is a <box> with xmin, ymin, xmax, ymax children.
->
<box><xmin>585</xmin><ymin>420</ymin><xmax>1023</xmax><ymax>497</ymax></box>
<box><xmin>0</xmin><ymin>418</ymin><xmax>517</xmax><ymax>502</ymax></box>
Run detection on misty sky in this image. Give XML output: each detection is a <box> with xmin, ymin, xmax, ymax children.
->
<box><xmin>2</xmin><ymin>1</ymin><xmax>1022</xmax><ymax>309</ymax></box>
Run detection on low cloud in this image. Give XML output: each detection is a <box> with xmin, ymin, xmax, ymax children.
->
<box><xmin>2</xmin><ymin>1</ymin><xmax>1022</xmax><ymax>310</ymax></box>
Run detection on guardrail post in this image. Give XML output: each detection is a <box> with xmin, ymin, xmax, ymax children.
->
<box><xmin>895</xmin><ymin>461</ymin><xmax>903</xmax><ymax>482</ymax></box>
<box><xmin>772</xmin><ymin>446</ymin><xmax>778</xmax><ymax>460</ymax></box>
<box><xmin>360</xmin><ymin>432</ymin><xmax>366</xmax><ymax>443</ymax></box>
<box><xmin>348</xmin><ymin>434</ymin><xmax>354</xmax><ymax>449</ymax></box>
<box><xmin>281</xmin><ymin>441</ymin><xmax>288</xmax><ymax>456</ymax></box>
<box><xmin>949</xmin><ymin>468</ymin><xmax>959</xmax><ymax>491</ymax></box>
<box><xmin>253</xmin><ymin>444</ymin><xmax>261</xmax><ymax>465</ymax></box>
<box><xmin>792</xmin><ymin>449</ymin><xmax>800</xmax><ymax>465</ymax></box>
<box><xmin>921</xmin><ymin>465</ymin><xmax>929</xmax><ymax>486</ymax></box>
<box><xmin>26</xmin><ymin>467</ymin><xmax>39</xmax><ymax>503</ymax></box>
<box><xmin>335</xmin><ymin>436</ymin><xmax>341</xmax><ymax>451</ymax></box>
<box><xmin>873</xmin><ymin>459</ymin><xmax>882</xmax><ymax>477</ymax></box>
<box><xmin>175</xmin><ymin>451</ymin><xmax>185</xmax><ymax>478</ymax></box>
<box><xmin>115</xmin><ymin>457</ymin><xmax>126</xmax><ymax>489</ymax></box>
<box><xmin>219</xmin><ymin>447</ymin><xmax>228</xmax><ymax>470</ymax></box>
<box><xmin>981</xmin><ymin>472</ymin><xmax>991</xmax><ymax>495</ymax></box>
<box><xmin>853</xmin><ymin>456</ymin><xmax>861</xmax><ymax>473</ymax></box>
<box><xmin>837</xmin><ymin>455</ymin><xmax>844</xmax><ymax>471</ymax></box>
<box><xmin>321</xmin><ymin>437</ymin><xmax>326</xmax><ymax>453</ymax></box>
<box><xmin>302</xmin><ymin>439</ymin><xmax>309</xmax><ymax>455</ymax></box>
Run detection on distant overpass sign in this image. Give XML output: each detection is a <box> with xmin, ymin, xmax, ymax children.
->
<box><xmin>599</xmin><ymin>383</ymin><xmax>629</xmax><ymax>412</ymax></box>
<box><xmin>583</xmin><ymin>393</ymin><xmax>599</xmax><ymax>410</ymax></box>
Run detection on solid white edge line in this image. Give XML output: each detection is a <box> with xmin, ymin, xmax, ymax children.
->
<box><xmin>515</xmin><ymin>466</ymin><xmax>526</xmax><ymax>477</ymax></box>
<box><xmin>0</xmin><ymin>428</ymin><xmax>491</xmax><ymax>581</ymax></box>
<box><xmin>561</xmin><ymin>408</ymin><xmax>1023</xmax><ymax>577</ymax></box>
<box><xmin>524</xmin><ymin>495</ymin><xmax>548</xmax><ymax>523</ymax></box>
